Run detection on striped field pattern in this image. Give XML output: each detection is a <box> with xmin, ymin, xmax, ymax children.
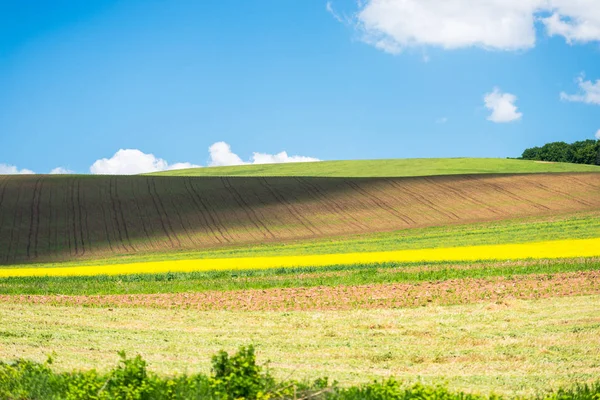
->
<box><xmin>1</xmin><ymin>237</ymin><xmax>599</xmax><ymax>277</ymax></box>
<box><xmin>0</xmin><ymin>173</ymin><xmax>599</xmax><ymax>265</ymax></box>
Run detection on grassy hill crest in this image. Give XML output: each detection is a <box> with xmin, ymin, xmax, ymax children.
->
<box><xmin>149</xmin><ymin>157</ymin><xmax>600</xmax><ymax>177</ymax></box>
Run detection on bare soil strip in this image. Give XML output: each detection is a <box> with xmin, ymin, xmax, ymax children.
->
<box><xmin>2</xmin><ymin>270</ymin><xmax>598</xmax><ymax>311</ymax></box>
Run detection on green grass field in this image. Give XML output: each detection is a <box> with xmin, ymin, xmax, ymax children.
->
<box><xmin>1</xmin><ymin>257</ymin><xmax>597</xmax><ymax>296</ymax></box>
<box><xmin>1</xmin><ymin>295</ymin><xmax>599</xmax><ymax>395</ymax></box>
<box><xmin>150</xmin><ymin>158</ymin><xmax>600</xmax><ymax>177</ymax></box>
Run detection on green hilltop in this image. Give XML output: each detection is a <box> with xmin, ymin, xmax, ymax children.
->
<box><xmin>149</xmin><ymin>158</ymin><xmax>600</xmax><ymax>177</ymax></box>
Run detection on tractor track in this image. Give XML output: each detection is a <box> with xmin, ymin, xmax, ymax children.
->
<box><xmin>295</xmin><ymin>178</ymin><xmax>368</xmax><ymax>231</ymax></box>
<box><xmin>25</xmin><ymin>178</ymin><xmax>42</xmax><ymax>258</ymax></box>
<box><xmin>187</xmin><ymin>178</ymin><xmax>232</xmax><ymax>243</ymax></box>
<box><xmin>182</xmin><ymin>178</ymin><xmax>221</xmax><ymax>244</ymax></box>
<box><xmin>422</xmin><ymin>176</ymin><xmax>505</xmax><ymax>218</ymax></box>
<box><xmin>259</xmin><ymin>177</ymin><xmax>321</xmax><ymax>236</ymax></box>
<box><xmin>221</xmin><ymin>177</ymin><xmax>275</xmax><ymax>239</ymax></box>
<box><xmin>345</xmin><ymin>179</ymin><xmax>416</xmax><ymax>225</ymax></box>
<box><xmin>147</xmin><ymin>177</ymin><xmax>179</xmax><ymax>248</ymax></box>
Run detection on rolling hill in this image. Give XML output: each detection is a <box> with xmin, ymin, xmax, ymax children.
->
<box><xmin>1</xmin><ymin>164</ymin><xmax>599</xmax><ymax>265</ymax></box>
<box><xmin>150</xmin><ymin>158</ymin><xmax>600</xmax><ymax>177</ymax></box>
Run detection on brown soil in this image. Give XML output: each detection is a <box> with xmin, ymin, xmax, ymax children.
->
<box><xmin>0</xmin><ymin>173</ymin><xmax>599</xmax><ymax>264</ymax></box>
<box><xmin>2</xmin><ymin>270</ymin><xmax>598</xmax><ymax>311</ymax></box>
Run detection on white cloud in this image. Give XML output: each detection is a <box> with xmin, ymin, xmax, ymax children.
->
<box><xmin>209</xmin><ymin>141</ymin><xmax>320</xmax><ymax>167</ymax></box>
<box><xmin>596</xmin><ymin>129</ymin><xmax>600</xmax><ymax>140</ymax></box>
<box><xmin>435</xmin><ymin>117</ymin><xmax>448</xmax><ymax>124</ymax></box>
<box><xmin>0</xmin><ymin>164</ymin><xmax>35</xmax><ymax>174</ymax></box>
<box><xmin>252</xmin><ymin>151</ymin><xmax>320</xmax><ymax>164</ymax></box>
<box><xmin>208</xmin><ymin>142</ymin><xmax>247</xmax><ymax>167</ymax></box>
<box><xmin>89</xmin><ymin>143</ymin><xmax>319</xmax><ymax>174</ymax></box>
<box><xmin>484</xmin><ymin>88</ymin><xmax>523</xmax><ymax>123</ymax></box>
<box><xmin>541</xmin><ymin>1</ymin><xmax>600</xmax><ymax>44</ymax></box>
<box><xmin>49</xmin><ymin>167</ymin><xmax>73</xmax><ymax>174</ymax></box>
<box><xmin>90</xmin><ymin>149</ymin><xmax>200</xmax><ymax>175</ymax></box>
<box><xmin>560</xmin><ymin>76</ymin><xmax>600</xmax><ymax>105</ymax></box>
<box><xmin>346</xmin><ymin>0</ymin><xmax>600</xmax><ymax>53</ymax></box>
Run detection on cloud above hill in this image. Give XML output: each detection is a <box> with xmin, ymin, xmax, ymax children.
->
<box><xmin>338</xmin><ymin>0</ymin><xmax>600</xmax><ymax>53</ymax></box>
<box><xmin>484</xmin><ymin>88</ymin><xmax>522</xmax><ymax>123</ymax></box>
<box><xmin>90</xmin><ymin>149</ymin><xmax>202</xmax><ymax>175</ymax></box>
<box><xmin>0</xmin><ymin>164</ymin><xmax>78</xmax><ymax>175</ymax></box>
<box><xmin>49</xmin><ymin>167</ymin><xmax>74</xmax><ymax>174</ymax></box>
<box><xmin>0</xmin><ymin>164</ymin><xmax>35</xmax><ymax>175</ymax></box>
<box><xmin>89</xmin><ymin>142</ymin><xmax>320</xmax><ymax>174</ymax></box>
<box><xmin>209</xmin><ymin>141</ymin><xmax>320</xmax><ymax>167</ymax></box>
<box><xmin>207</xmin><ymin>142</ymin><xmax>246</xmax><ymax>167</ymax></box>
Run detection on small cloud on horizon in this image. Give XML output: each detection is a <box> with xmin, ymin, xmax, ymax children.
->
<box><xmin>208</xmin><ymin>141</ymin><xmax>320</xmax><ymax>167</ymax></box>
<box><xmin>3</xmin><ymin>143</ymin><xmax>320</xmax><ymax>176</ymax></box>
<box><xmin>596</xmin><ymin>129</ymin><xmax>600</xmax><ymax>140</ymax></box>
<box><xmin>208</xmin><ymin>142</ymin><xmax>246</xmax><ymax>167</ymax></box>
<box><xmin>88</xmin><ymin>142</ymin><xmax>319</xmax><ymax>174</ymax></box>
<box><xmin>89</xmin><ymin>149</ymin><xmax>202</xmax><ymax>175</ymax></box>
<box><xmin>0</xmin><ymin>164</ymin><xmax>35</xmax><ymax>175</ymax></box>
<box><xmin>49</xmin><ymin>167</ymin><xmax>74</xmax><ymax>175</ymax></box>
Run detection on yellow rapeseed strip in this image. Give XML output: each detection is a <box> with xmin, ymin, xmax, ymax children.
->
<box><xmin>1</xmin><ymin>238</ymin><xmax>599</xmax><ymax>278</ymax></box>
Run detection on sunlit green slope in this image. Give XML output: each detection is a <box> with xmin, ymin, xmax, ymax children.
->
<box><xmin>150</xmin><ymin>158</ymin><xmax>600</xmax><ymax>177</ymax></box>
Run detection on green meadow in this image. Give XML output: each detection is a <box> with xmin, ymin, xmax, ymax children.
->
<box><xmin>150</xmin><ymin>158</ymin><xmax>600</xmax><ymax>177</ymax></box>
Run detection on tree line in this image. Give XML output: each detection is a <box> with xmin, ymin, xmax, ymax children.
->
<box><xmin>521</xmin><ymin>139</ymin><xmax>600</xmax><ymax>165</ymax></box>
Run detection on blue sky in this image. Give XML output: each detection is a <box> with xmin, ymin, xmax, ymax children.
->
<box><xmin>1</xmin><ymin>0</ymin><xmax>599</xmax><ymax>174</ymax></box>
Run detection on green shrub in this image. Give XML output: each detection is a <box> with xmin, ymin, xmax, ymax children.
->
<box><xmin>0</xmin><ymin>357</ymin><xmax>67</xmax><ymax>399</ymax></box>
<box><xmin>329</xmin><ymin>380</ymin><xmax>495</xmax><ymax>400</ymax></box>
<box><xmin>209</xmin><ymin>345</ymin><xmax>275</xmax><ymax>399</ymax></box>
<box><xmin>1</xmin><ymin>348</ymin><xmax>600</xmax><ymax>400</ymax></box>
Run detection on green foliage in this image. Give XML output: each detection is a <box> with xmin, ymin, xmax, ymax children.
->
<box><xmin>64</xmin><ymin>370</ymin><xmax>106</xmax><ymax>400</ymax></box>
<box><xmin>0</xmin><ymin>358</ymin><xmax>66</xmax><ymax>399</ymax></box>
<box><xmin>522</xmin><ymin>140</ymin><xmax>600</xmax><ymax>165</ymax></box>
<box><xmin>1</xmin><ymin>348</ymin><xmax>600</xmax><ymax>400</ymax></box>
<box><xmin>544</xmin><ymin>382</ymin><xmax>600</xmax><ymax>400</ymax></box>
<box><xmin>330</xmin><ymin>379</ymin><xmax>493</xmax><ymax>400</ymax></box>
<box><xmin>209</xmin><ymin>345</ymin><xmax>274</xmax><ymax>400</ymax></box>
<box><xmin>103</xmin><ymin>351</ymin><xmax>155</xmax><ymax>399</ymax></box>
<box><xmin>1</xmin><ymin>257</ymin><xmax>598</xmax><ymax>298</ymax></box>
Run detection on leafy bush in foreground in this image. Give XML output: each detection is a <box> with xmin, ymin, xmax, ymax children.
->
<box><xmin>1</xmin><ymin>346</ymin><xmax>599</xmax><ymax>400</ymax></box>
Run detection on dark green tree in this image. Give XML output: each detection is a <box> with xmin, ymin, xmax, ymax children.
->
<box><xmin>538</xmin><ymin>142</ymin><xmax>573</xmax><ymax>162</ymax></box>
<box><xmin>522</xmin><ymin>139</ymin><xmax>600</xmax><ymax>166</ymax></box>
<box><xmin>570</xmin><ymin>140</ymin><xmax>598</xmax><ymax>164</ymax></box>
<box><xmin>521</xmin><ymin>146</ymin><xmax>542</xmax><ymax>160</ymax></box>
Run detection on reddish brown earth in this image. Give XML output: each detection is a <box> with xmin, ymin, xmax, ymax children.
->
<box><xmin>2</xmin><ymin>270</ymin><xmax>598</xmax><ymax>311</ymax></box>
<box><xmin>0</xmin><ymin>173</ymin><xmax>599</xmax><ymax>264</ymax></box>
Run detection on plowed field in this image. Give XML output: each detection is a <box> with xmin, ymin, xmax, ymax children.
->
<box><xmin>1</xmin><ymin>173</ymin><xmax>599</xmax><ymax>264</ymax></box>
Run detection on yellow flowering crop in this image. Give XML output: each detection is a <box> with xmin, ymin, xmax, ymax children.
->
<box><xmin>1</xmin><ymin>237</ymin><xmax>599</xmax><ymax>278</ymax></box>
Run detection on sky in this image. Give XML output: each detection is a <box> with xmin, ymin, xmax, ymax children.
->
<box><xmin>1</xmin><ymin>0</ymin><xmax>599</xmax><ymax>175</ymax></box>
